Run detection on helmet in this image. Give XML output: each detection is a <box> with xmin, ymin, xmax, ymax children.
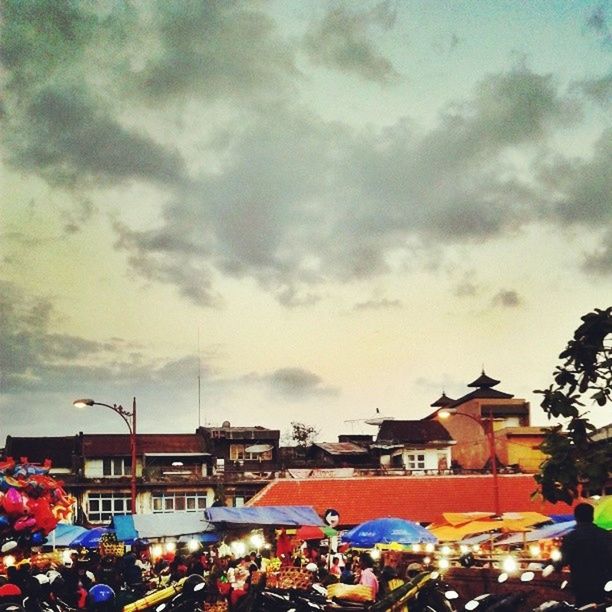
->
<box><xmin>33</xmin><ymin>575</ymin><xmax>49</xmax><ymax>586</ymax></box>
<box><xmin>46</xmin><ymin>570</ymin><xmax>64</xmax><ymax>592</ymax></box>
<box><xmin>182</xmin><ymin>574</ymin><xmax>205</xmax><ymax>597</ymax></box>
<box><xmin>0</xmin><ymin>584</ymin><xmax>21</xmax><ymax>599</ymax></box>
<box><xmin>86</xmin><ymin>584</ymin><xmax>115</xmax><ymax>609</ymax></box>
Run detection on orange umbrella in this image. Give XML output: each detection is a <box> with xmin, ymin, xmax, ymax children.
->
<box><xmin>428</xmin><ymin>511</ymin><xmax>550</xmax><ymax>541</ymax></box>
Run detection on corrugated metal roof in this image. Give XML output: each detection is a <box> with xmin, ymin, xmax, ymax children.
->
<box><xmin>313</xmin><ymin>442</ymin><xmax>369</xmax><ymax>455</ymax></box>
<box><xmin>82</xmin><ymin>434</ymin><xmax>204</xmax><ymax>457</ymax></box>
<box><xmin>4</xmin><ymin>436</ymin><xmax>78</xmax><ymax>468</ymax></box>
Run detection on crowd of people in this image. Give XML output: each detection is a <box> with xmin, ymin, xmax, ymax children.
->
<box><xmin>0</xmin><ymin>504</ymin><xmax>609</xmax><ymax>612</ymax></box>
<box><xmin>0</xmin><ymin>542</ymin><xmax>403</xmax><ymax>611</ymax></box>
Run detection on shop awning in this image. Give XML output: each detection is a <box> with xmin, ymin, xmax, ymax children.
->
<box><xmin>245</xmin><ymin>444</ymin><xmax>273</xmax><ymax>454</ymax></box>
<box><xmin>113</xmin><ymin>512</ymin><xmax>216</xmax><ymax>542</ymax></box>
<box><xmin>204</xmin><ymin>505</ymin><xmax>323</xmax><ymax>527</ymax></box>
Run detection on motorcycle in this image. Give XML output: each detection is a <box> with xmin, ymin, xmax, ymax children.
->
<box><xmin>532</xmin><ymin>578</ymin><xmax>612</xmax><ymax>612</ymax></box>
<box><xmin>462</xmin><ymin>571</ymin><xmax>534</xmax><ymax>611</ymax></box>
<box><xmin>368</xmin><ymin>571</ymin><xmax>459</xmax><ymax>612</ymax></box>
<box><xmin>154</xmin><ymin>575</ymin><xmax>208</xmax><ymax>612</ymax></box>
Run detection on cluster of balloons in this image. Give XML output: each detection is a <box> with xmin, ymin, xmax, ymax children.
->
<box><xmin>0</xmin><ymin>457</ymin><xmax>76</xmax><ymax>552</ymax></box>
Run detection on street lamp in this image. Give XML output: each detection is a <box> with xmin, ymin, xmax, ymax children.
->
<box><xmin>438</xmin><ymin>408</ymin><xmax>500</xmax><ymax>516</ymax></box>
<box><xmin>73</xmin><ymin>397</ymin><xmax>138</xmax><ymax>514</ymax></box>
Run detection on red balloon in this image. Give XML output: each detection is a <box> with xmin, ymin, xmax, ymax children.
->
<box><xmin>14</xmin><ymin>516</ymin><xmax>36</xmax><ymax>531</ymax></box>
<box><xmin>32</xmin><ymin>497</ymin><xmax>57</xmax><ymax>535</ymax></box>
<box><xmin>2</xmin><ymin>488</ymin><xmax>26</xmax><ymax>516</ymax></box>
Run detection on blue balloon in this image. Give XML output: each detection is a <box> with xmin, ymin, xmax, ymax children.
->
<box><xmin>0</xmin><ymin>515</ymin><xmax>10</xmax><ymax>529</ymax></box>
<box><xmin>31</xmin><ymin>531</ymin><xmax>46</xmax><ymax>546</ymax></box>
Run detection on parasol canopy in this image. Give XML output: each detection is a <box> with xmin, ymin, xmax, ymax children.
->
<box><xmin>594</xmin><ymin>496</ymin><xmax>612</xmax><ymax>530</ymax></box>
<box><xmin>495</xmin><ymin>520</ymin><xmax>576</xmax><ymax>545</ymax></box>
<box><xmin>69</xmin><ymin>527</ymin><xmax>113</xmax><ymax>548</ymax></box>
<box><xmin>342</xmin><ymin>517</ymin><xmax>436</xmax><ymax>548</ymax></box>
<box><xmin>427</xmin><ymin>511</ymin><xmax>550</xmax><ymax>541</ymax></box>
<box><xmin>295</xmin><ymin>525</ymin><xmax>337</xmax><ymax>540</ymax></box>
<box><xmin>46</xmin><ymin>524</ymin><xmax>88</xmax><ymax>548</ymax></box>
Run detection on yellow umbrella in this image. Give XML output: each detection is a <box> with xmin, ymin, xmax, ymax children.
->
<box><xmin>428</xmin><ymin>512</ymin><xmax>550</xmax><ymax>541</ymax></box>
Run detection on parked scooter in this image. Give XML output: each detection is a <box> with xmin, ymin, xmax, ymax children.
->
<box><xmin>154</xmin><ymin>575</ymin><xmax>207</xmax><ymax>612</ymax></box>
<box><xmin>532</xmin><ymin>578</ymin><xmax>612</xmax><ymax>612</ymax></box>
<box><xmin>370</xmin><ymin>571</ymin><xmax>459</xmax><ymax>612</ymax></box>
<box><xmin>462</xmin><ymin>571</ymin><xmax>533</xmax><ymax>611</ymax></box>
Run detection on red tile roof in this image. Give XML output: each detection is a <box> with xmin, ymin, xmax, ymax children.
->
<box><xmin>247</xmin><ymin>474</ymin><xmax>569</xmax><ymax>525</ymax></box>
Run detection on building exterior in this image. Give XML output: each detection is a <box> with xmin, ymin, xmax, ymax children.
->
<box><xmin>372</xmin><ymin>420</ymin><xmax>454</xmax><ymax>473</ymax></box>
<box><xmin>3</xmin><ymin>424</ymin><xmax>281</xmax><ymax>526</ymax></box>
<box><xmin>306</xmin><ymin>442</ymin><xmax>377</xmax><ymax>468</ymax></box>
<box><xmin>425</xmin><ymin>371</ymin><xmax>546</xmax><ymax>473</ymax></box>
<box><xmin>1</xmin><ymin>373</ymin><xmax>555</xmax><ymax>525</ymax></box>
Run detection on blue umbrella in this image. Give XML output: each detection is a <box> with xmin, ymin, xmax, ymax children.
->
<box><xmin>46</xmin><ymin>524</ymin><xmax>88</xmax><ymax>548</ymax></box>
<box><xmin>69</xmin><ymin>527</ymin><xmax>113</xmax><ymax>549</ymax></box>
<box><xmin>342</xmin><ymin>517</ymin><xmax>437</xmax><ymax>548</ymax></box>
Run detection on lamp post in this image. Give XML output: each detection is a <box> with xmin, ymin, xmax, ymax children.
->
<box><xmin>73</xmin><ymin>397</ymin><xmax>137</xmax><ymax>514</ymax></box>
<box><xmin>438</xmin><ymin>408</ymin><xmax>500</xmax><ymax>516</ymax></box>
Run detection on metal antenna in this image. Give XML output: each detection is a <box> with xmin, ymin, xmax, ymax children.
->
<box><xmin>198</xmin><ymin>327</ymin><xmax>202</xmax><ymax>428</ymax></box>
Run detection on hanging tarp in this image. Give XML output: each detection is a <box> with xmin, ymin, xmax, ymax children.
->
<box><xmin>112</xmin><ymin>512</ymin><xmax>216</xmax><ymax>542</ymax></box>
<box><xmin>204</xmin><ymin>505</ymin><xmax>323</xmax><ymax>527</ymax></box>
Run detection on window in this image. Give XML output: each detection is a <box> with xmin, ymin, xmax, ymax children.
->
<box><xmin>152</xmin><ymin>492</ymin><xmax>209</xmax><ymax>513</ymax></box>
<box><xmin>406</xmin><ymin>453</ymin><xmax>425</xmax><ymax>470</ymax></box>
<box><xmin>230</xmin><ymin>444</ymin><xmax>245</xmax><ymax>461</ymax></box>
<box><xmin>230</xmin><ymin>444</ymin><xmax>273</xmax><ymax>462</ymax></box>
<box><xmin>102</xmin><ymin>458</ymin><xmax>131</xmax><ymax>476</ymax></box>
<box><xmin>88</xmin><ymin>493</ymin><xmax>130</xmax><ymax>523</ymax></box>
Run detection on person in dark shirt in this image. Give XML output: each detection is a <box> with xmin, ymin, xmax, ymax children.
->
<box><xmin>556</xmin><ymin>502</ymin><xmax>612</xmax><ymax>606</ymax></box>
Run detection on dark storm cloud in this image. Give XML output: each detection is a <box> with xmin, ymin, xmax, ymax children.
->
<box><xmin>583</xmin><ymin>229</ymin><xmax>612</xmax><ymax>274</ymax></box>
<box><xmin>3</xmin><ymin>83</ymin><xmax>186</xmax><ymax>187</ymax></box>
<box><xmin>132</xmin><ymin>1</ymin><xmax>298</xmax><ymax>103</ymax></box>
<box><xmin>353</xmin><ymin>298</ymin><xmax>403</xmax><ymax>311</ymax></box>
<box><xmin>492</xmin><ymin>290</ymin><xmax>522</xmax><ymax>308</ymax></box>
<box><xmin>265</xmin><ymin>368</ymin><xmax>339</xmax><ymax>398</ymax></box>
<box><xmin>585</xmin><ymin>2</ymin><xmax>612</xmax><ymax>48</ymax></box>
<box><xmin>538</xmin><ymin>129</ymin><xmax>612</xmax><ymax>226</ymax></box>
<box><xmin>303</xmin><ymin>1</ymin><xmax>398</xmax><ymax>83</ymax></box>
<box><xmin>454</xmin><ymin>280</ymin><xmax>478</xmax><ymax>298</ymax></box>
<box><xmin>114</xmin><ymin>220</ymin><xmax>221</xmax><ymax>307</ymax></box>
<box><xmin>576</xmin><ymin>72</ymin><xmax>612</xmax><ymax>107</ymax></box>
<box><xmin>0</xmin><ymin>0</ymin><xmax>96</xmax><ymax>93</ymax></box>
<box><xmin>115</xmin><ymin>66</ymin><xmax>585</xmax><ymax>303</ymax></box>
<box><xmin>0</xmin><ymin>281</ymin><xmax>200</xmax><ymax>393</ymax></box>
<box><xmin>0</xmin><ymin>1</ymin><xmax>186</xmax><ymax>188</ymax></box>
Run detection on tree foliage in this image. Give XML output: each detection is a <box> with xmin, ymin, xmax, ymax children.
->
<box><xmin>290</xmin><ymin>421</ymin><xmax>320</xmax><ymax>447</ymax></box>
<box><xmin>534</xmin><ymin>307</ymin><xmax>612</xmax><ymax>504</ymax></box>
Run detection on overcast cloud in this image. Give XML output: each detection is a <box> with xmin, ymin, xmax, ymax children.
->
<box><xmin>1</xmin><ymin>1</ymin><xmax>610</xmax><ymax>438</ymax></box>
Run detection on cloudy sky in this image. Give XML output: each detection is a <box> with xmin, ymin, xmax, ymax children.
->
<box><xmin>1</xmin><ymin>0</ymin><xmax>611</xmax><ymax>443</ymax></box>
